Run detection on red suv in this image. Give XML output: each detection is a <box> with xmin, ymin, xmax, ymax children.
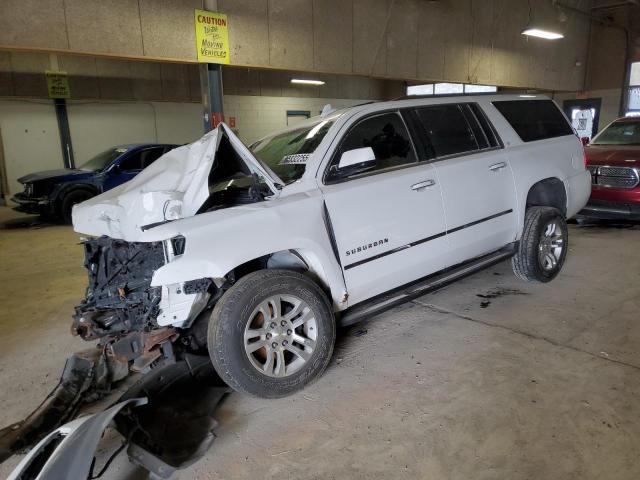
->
<box><xmin>580</xmin><ymin>117</ymin><xmax>640</xmax><ymax>220</ymax></box>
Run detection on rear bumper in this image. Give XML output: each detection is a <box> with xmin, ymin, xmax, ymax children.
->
<box><xmin>10</xmin><ymin>193</ymin><xmax>52</xmax><ymax>215</ymax></box>
<box><xmin>578</xmin><ymin>199</ymin><xmax>640</xmax><ymax>220</ymax></box>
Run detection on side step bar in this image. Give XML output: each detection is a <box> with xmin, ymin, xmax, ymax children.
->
<box><xmin>338</xmin><ymin>243</ymin><xmax>518</xmax><ymax>327</ymax></box>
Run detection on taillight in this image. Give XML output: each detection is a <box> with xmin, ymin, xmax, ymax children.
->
<box><xmin>583</xmin><ymin>149</ymin><xmax>588</xmax><ymax>168</ymax></box>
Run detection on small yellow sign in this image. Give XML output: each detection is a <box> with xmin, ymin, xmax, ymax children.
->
<box><xmin>194</xmin><ymin>10</ymin><xmax>230</xmax><ymax>64</ymax></box>
<box><xmin>45</xmin><ymin>70</ymin><xmax>70</xmax><ymax>99</ymax></box>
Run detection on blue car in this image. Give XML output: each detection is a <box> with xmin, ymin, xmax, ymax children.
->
<box><xmin>11</xmin><ymin>143</ymin><xmax>178</xmax><ymax>222</ymax></box>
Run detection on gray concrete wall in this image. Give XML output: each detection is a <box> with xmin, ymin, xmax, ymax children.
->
<box><xmin>0</xmin><ymin>0</ymin><xmax>591</xmax><ymax>91</ymax></box>
<box><xmin>0</xmin><ymin>52</ymin><xmax>401</xmax><ymax>101</ymax></box>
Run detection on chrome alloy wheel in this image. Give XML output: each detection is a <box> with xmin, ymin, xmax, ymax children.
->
<box><xmin>243</xmin><ymin>294</ymin><xmax>317</xmax><ymax>378</ymax></box>
<box><xmin>538</xmin><ymin>219</ymin><xmax>564</xmax><ymax>271</ymax></box>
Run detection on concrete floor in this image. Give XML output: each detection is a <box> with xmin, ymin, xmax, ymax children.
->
<box><xmin>1</xmin><ymin>206</ymin><xmax>639</xmax><ymax>479</ymax></box>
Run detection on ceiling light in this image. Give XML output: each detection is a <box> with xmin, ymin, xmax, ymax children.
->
<box><xmin>519</xmin><ymin>94</ymin><xmax>537</xmax><ymax>98</ymax></box>
<box><xmin>291</xmin><ymin>79</ymin><xmax>325</xmax><ymax>86</ymax></box>
<box><xmin>521</xmin><ymin>28</ymin><xmax>564</xmax><ymax>40</ymax></box>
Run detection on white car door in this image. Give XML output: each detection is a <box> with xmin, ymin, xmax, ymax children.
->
<box><xmin>321</xmin><ymin>111</ymin><xmax>448</xmax><ymax>305</ymax></box>
<box><xmin>411</xmin><ymin>103</ymin><xmax>518</xmax><ymax>266</ymax></box>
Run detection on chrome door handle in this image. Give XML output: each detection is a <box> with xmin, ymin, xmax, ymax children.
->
<box><xmin>489</xmin><ymin>162</ymin><xmax>507</xmax><ymax>171</ymax></box>
<box><xmin>411</xmin><ymin>179</ymin><xmax>436</xmax><ymax>191</ymax></box>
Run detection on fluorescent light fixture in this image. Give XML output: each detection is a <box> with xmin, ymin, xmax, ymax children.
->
<box><xmin>291</xmin><ymin>78</ymin><xmax>325</xmax><ymax>86</ymax></box>
<box><xmin>521</xmin><ymin>28</ymin><xmax>564</xmax><ymax>40</ymax></box>
<box><xmin>519</xmin><ymin>94</ymin><xmax>538</xmax><ymax>98</ymax></box>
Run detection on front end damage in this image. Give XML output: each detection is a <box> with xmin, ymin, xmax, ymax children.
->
<box><xmin>1</xmin><ymin>124</ymin><xmax>281</xmax><ymax>467</ymax></box>
<box><xmin>69</xmin><ymin>123</ymin><xmax>280</xmax><ymax>373</ymax></box>
<box><xmin>72</xmin><ymin>236</ymin><xmax>213</xmax><ymax>373</ymax></box>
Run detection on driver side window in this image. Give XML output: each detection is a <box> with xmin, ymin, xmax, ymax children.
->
<box><xmin>325</xmin><ymin>112</ymin><xmax>417</xmax><ymax>183</ymax></box>
<box><xmin>117</xmin><ymin>151</ymin><xmax>143</xmax><ymax>172</ymax></box>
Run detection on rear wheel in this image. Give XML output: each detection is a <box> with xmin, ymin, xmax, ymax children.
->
<box><xmin>208</xmin><ymin>269</ymin><xmax>335</xmax><ymax>398</ymax></box>
<box><xmin>60</xmin><ymin>190</ymin><xmax>93</xmax><ymax>223</ymax></box>
<box><xmin>512</xmin><ymin>206</ymin><xmax>568</xmax><ymax>282</ymax></box>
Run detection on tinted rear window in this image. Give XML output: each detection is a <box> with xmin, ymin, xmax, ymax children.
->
<box><xmin>414</xmin><ymin>105</ymin><xmax>478</xmax><ymax>157</ymax></box>
<box><xmin>493</xmin><ymin>100</ymin><xmax>573</xmax><ymax>142</ymax></box>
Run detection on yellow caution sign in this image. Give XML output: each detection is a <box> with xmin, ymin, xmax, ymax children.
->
<box><xmin>194</xmin><ymin>10</ymin><xmax>230</xmax><ymax>64</ymax></box>
<box><xmin>45</xmin><ymin>70</ymin><xmax>70</xmax><ymax>99</ymax></box>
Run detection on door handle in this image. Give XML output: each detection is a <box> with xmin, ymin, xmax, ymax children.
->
<box><xmin>411</xmin><ymin>179</ymin><xmax>436</xmax><ymax>191</ymax></box>
<box><xmin>489</xmin><ymin>162</ymin><xmax>507</xmax><ymax>171</ymax></box>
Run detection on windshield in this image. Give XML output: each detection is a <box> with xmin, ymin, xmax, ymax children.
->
<box><xmin>250</xmin><ymin>120</ymin><xmax>334</xmax><ymax>184</ymax></box>
<box><xmin>78</xmin><ymin>148</ymin><xmax>127</xmax><ymax>171</ymax></box>
<box><xmin>592</xmin><ymin>121</ymin><xmax>640</xmax><ymax>146</ymax></box>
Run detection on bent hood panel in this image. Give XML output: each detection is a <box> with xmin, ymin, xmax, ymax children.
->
<box><xmin>72</xmin><ymin>124</ymin><xmax>279</xmax><ymax>240</ymax></box>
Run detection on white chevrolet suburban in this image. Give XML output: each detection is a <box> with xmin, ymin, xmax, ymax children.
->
<box><xmin>71</xmin><ymin>94</ymin><xmax>591</xmax><ymax>398</ymax></box>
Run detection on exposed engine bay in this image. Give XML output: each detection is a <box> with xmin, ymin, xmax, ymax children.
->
<box><xmin>72</xmin><ymin>237</ymin><xmax>165</xmax><ymax>340</ymax></box>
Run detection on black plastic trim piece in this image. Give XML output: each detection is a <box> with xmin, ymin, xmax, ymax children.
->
<box><xmin>322</xmin><ymin>201</ymin><xmax>342</xmax><ymax>267</ymax></box>
<box><xmin>447</xmin><ymin>209</ymin><xmax>513</xmax><ymax>234</ymax></box>
<box><xmin>338</xmin><ymin>242</ymin><xmax>518</xmax><ymax>327</ymax></box>
<box><xmin>343</xmin><ymin>209</ymin><xmax>513</xmax><ymax>270</ymax></box>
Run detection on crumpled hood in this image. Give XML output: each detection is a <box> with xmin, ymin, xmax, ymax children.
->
<box><xmin>72</xmin><ymin>123</ymin><xmax>279</xmax><ymax>241</ymax></box>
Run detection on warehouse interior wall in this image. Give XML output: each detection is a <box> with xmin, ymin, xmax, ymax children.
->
<box><xmin>552</xmin><ymin>3</ymin><xmax>639</xmax><ymax>132</ymax></box>
<box><xmin>0</xmin><ymin>0</ymin><xmax>592</xmax><ymax>92</ymax></box>
<box><xmin>0</xmin><ymin>100</ymin><xmax>63</xmax><ymax>198</ymax></box>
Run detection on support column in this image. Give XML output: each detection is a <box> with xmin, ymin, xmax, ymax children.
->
<box><xmin>199</xmin><ymin>63</ymin><xmax>224</xmax><ymax>133</ymax></box>
<box><xmin>54</xmin><ymin>99</ymin><xmax>75</xmax><ymax>169</ymax></box>
<box><xmin>200</xmin><ymin>0</ymin><xmax>224</xmax><ymax>133</ymax></box>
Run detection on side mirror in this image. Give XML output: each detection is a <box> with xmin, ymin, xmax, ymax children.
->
<box><xmin>338</xmin><ymin>147</ymin><xmax>376</xmax><ymax>169</ymax></box>
<box><xmin>580</xmin><ymin>137</ymin><xmax>590</xmax><ymax>146</ymax></box>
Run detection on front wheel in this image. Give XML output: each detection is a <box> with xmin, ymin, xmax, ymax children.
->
<box><xmin>208</xmin><ymin>269</ymin><xmax>335</xmax><ymax>398</ymax></box>
<box><xmin>60</xmin><ymin>190</ymin><xmax>94</xmax><ymax>224</ymax></box>
<box><xmin>512</xmin><ymin>206</ymin><xmax>568</xmax><ymax>282</ymax></box>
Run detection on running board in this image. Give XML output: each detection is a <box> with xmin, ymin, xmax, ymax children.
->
<box><xmin>338</xmin><ymin>243</ymin><xmax>518</xmax><ymax>327</ymax></box>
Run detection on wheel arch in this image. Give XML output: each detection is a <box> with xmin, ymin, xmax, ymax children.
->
<box><xmin>525</xmin><ymin>177</ymin><xmax>567</xmax><ymax>217</ymax></box>
<box><xmin>224</xmin><ymin>248</ymin><xmax>335</xmax><ymax>301</ymax></box>
<box><xmin>54</xmin><ymin>183</ymin><xmax>99</xmax><ymax>214</ymax></box>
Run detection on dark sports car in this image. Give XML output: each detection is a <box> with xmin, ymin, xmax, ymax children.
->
<box><xmin>11</xmin><ymin>143</ymin><xmax>178</xmax><ymax>222</ymax></box>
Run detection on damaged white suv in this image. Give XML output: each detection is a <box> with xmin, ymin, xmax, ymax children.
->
<box><xmin>72</xmin><ymin>95</ymin><xmax>590</xmax><ymax>398</ymax></box>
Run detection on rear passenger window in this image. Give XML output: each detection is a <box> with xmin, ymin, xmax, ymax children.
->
<box><xmin>413</xmin><ymin>105</ymin><xmax>479</xmax><ymax>157</ymax></box>
<box><xmin>493</xmin><ymin>99</ymin><xmax>573</xmax><ymax>142</ymax></box>
<box><xmin>325</xmin><ymin>112</ymin><xmax>417</xmax><ymax>183</ymax></box>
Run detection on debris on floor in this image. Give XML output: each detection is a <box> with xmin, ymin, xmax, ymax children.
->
<box><xmin>476</xmin><ymin>288</ymin><xmax>527</xmax><ymax>308</ymax></box>
<box><xmin>1</xmin><ymin>351</ymin><xmax>230</xmax><ymax>479</ymax></box>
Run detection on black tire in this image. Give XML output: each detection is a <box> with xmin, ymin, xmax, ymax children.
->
<box><xmin>60</xmin><ymin>190</ymin><xmax>94</xmax><ymax>223</ymax></box>
<box><xmin>512</xmin><ymin>206</ymin><xmax>568</xmax><ymax>282</ymax></box>
<box><xmin>208</xmin><ymin>269</ymin><xmax>335</xmax><ymax>398</ymax></box>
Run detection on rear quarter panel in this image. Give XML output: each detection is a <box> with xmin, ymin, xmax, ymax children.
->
<box><xmin>480</xmin><ymin>100</ymin><xmax>590</xmax><ymax>237</ymax></box>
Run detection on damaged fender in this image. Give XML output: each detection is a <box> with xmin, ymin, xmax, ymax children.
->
<box><xmin>142</xmin><ymin>192</ymin><xmax>347</xmax><ymax>308</ymax></box>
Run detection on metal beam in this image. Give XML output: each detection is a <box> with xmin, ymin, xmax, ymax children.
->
<box><xmin>200</xmin><ymin>0</ymin><xmax>224</xmax><ymax>133</ymax></box>
<box><xmin>53</xmin><ymin>99</ymin><xmax>75</xmax><ymax>169</ymax></box>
